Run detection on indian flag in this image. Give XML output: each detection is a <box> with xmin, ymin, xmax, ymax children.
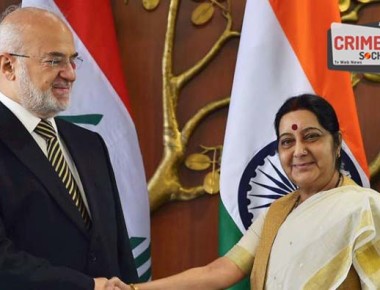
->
<box><xmin>22</xmin><ymin>0</ymin><xmax>151</xmax><ymax>281</ymax></box>
<box><xmin>219</xmin><ymin>0</ymin><xmax>369</xmax><ymax>289</ymax></box>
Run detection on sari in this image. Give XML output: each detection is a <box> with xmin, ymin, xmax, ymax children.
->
<box><xmin>226</xmin><ymin>177</ymin><xmax>380</xmax><ymax>289</ymax></box>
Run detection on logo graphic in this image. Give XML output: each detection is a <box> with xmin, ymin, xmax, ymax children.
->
<box><xmin>238</xmin><ymin>141</ymin><xmax>363</xmax><ymax>230</ymax></box>
<box><xmin>328</xmin><ymin>22</ymin><xmax>380</xmax><ymax>72</ymax></box>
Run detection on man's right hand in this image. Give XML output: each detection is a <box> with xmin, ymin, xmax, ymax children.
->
<box><xmin>94</xmin><ymin>277</ymin><xmax>109</xmax><ymax>290</ymax></box>
<box><xmin>105</xmin><ymin>277</ymin><xmax>131</xmax><ymax>290</ymax></box>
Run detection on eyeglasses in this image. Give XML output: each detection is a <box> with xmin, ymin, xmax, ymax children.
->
<box><xmin>9</xmin><ymin>53</ymin><xmax>83</xmax><ymax>70</ymax></box>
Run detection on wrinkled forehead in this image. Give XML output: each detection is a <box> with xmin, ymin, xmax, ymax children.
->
<box><xmin>26</xmin><ymin>25</ymin><xmax>75</xmax><ymax>55</ymax></box>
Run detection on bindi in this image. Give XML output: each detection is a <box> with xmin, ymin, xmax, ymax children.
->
<box><xmin>291</xmin><ymin>124</ymin><xmax>298</xmax><ymax>130</ymax></box>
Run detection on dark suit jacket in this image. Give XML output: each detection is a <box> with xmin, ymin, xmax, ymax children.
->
<box><xmin>0</xmin><ymin>103</ymin><xmax>138</xmax><ymax>289</ymax></box>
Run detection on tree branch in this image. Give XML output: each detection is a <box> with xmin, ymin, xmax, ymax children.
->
<box><xmin>181</xmin><ymin>97</ymin><xmax>230</xmax><ymax>144</ymax></box>
<box><xmin>174</xmin><ymin>8</ymin><xmax>240</xmax><ymax>89</ymax></box>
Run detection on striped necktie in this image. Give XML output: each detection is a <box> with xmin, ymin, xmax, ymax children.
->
<box><xmin>34</xmin><ymin>119</ymin><xmax>91</xmax><ymax>229</ymax></box>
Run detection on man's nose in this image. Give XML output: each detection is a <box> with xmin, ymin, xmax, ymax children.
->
<box><xmin>59</xmin><ymin>62</ymin><xmax>76</xmax><ymax>82</ymax></box>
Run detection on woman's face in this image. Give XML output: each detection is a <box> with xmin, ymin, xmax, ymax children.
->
<box><xmin>278</xmin><ymin>109</ymin><xmax>339</xmax><ymax>192</ymax></box>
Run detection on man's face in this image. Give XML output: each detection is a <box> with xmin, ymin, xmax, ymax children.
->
<box><xmin>14</xmin><ymin>16</ymin><xmax>77</xmax><ymax>118</ymax></box>
<box><xmin>17</xmin><ymin>59</ymin><xmax>72</xmax><ymax>119</ymax></box>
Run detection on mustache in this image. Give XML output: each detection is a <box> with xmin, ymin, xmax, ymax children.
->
<box><xmin>52</xmin><ymin>81</ymin><xmax>72</xmax><ymax>89</ymax></box>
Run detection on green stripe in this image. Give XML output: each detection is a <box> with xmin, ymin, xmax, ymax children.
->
<box><xmin>139</xmin><ymin>267</ymin><xmax>152</xmax><ymax>282</ymax></box>
<box><xmin>129</xmin><ymin>237</ymin><xmax>151</xmax><ymax>281</ymax></box>
<box><xmin>130</xmin><ymin>237</ymin><xmax>146</xmax><ymax>250</ymax></box>
<box><xmin>57</xmin><ymin>114</ymin><xmax>103</xmax><ymax>125</ymax></box>
<box><xmin>219</xmin><ymin>200</ymin><xmax>250</xmax><ymax>290</ymax></box>
<box><xmin>134</xmin><ymin>245</ymin><xmax>151</xmax><ymax>267</ymax></box>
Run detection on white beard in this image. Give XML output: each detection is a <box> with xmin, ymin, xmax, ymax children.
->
<box><xmin>17</xmin><ymin>62</ymin><xmax>70</xmax><ymax>118</ymax></box>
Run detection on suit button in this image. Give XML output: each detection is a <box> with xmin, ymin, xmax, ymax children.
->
<box><xmin>89</xmin><ymin>253</ymin><xmax>97</xmax><ymax>262</ymax></box>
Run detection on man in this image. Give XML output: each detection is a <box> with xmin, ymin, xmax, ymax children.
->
<box><xmin>0</xmin><ymin>7</ymin><xmax>138</xmax><ymax>290</ymax></box>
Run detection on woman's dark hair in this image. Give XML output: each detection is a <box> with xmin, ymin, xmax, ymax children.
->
<box><xmin>274</xmin><ymin>94</ymin><xmax>342</xmax><ymax>169</ymax></box>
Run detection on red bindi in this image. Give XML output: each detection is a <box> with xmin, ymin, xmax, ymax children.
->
<box><xmin>292</xmin><ymin>124</ymin><xmax>298</xmax><ymax>130</ymax></box>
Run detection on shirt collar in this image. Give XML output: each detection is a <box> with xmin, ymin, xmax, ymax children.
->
<box><xmin>0</xmin><ymin>91</ymin><xmax>57</xmax><ymax>133</ymax></box>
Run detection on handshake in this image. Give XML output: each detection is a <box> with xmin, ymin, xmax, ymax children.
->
<box><xmin>95</xmin><ymin>278</ymin><xmax>138</xmax><ymax>290</ymax></box>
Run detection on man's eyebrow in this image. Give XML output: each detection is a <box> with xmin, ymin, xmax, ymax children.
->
<box><xmin>43</xmin><ymin>51</ymin><xmax>79</xmax><ymax>58</ymax></box>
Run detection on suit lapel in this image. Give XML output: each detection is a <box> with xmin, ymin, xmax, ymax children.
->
<box><xmin>0</xmin><ymin>103</ymin><xmax>88</xmax><ymax>237</ymax></box>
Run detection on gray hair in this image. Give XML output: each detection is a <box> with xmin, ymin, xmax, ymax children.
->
<box><xmin>1</xmin><ymin>4</ymin><xmax>20</xmax><ymax>22</ymax></box>
<box><xmin>0</xmin><ymin>5</ymin><xmax>25</xmax><ymax>53</ymax></box>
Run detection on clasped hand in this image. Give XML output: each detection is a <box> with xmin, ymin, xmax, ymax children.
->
<box><xmin>95</xmin><ymin>277</ymin><xmax>131</xmax><ymax>290</ymax></box>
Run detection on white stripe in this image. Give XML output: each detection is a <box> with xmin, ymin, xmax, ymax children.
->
<box><xmin>137</xmin><ymin>257</ymin><xmax>152</xmax><ymax>278</ymax></box>
<box><xmin>132</xmin><ymin>237</ymin><xmax>150</xmax><ymax>258</ymax></box>
<box><xmin>220</xmin><ymin>0</ymin><xmax>313</xmax><ymax>233</ymax></box>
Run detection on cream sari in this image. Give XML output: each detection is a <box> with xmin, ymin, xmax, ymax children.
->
<box><xmin>226</xmin><ymin>177</ymin><xmax>380</xmax><ymax>289</ymax></box>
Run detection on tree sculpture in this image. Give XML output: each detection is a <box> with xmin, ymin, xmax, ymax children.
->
<box><xmin>127</xmin><ymin>0</ymin><xmax>380</xmax><ymax>211</ymax></box>
<box><xmin>125</xmin><ymin>0</ymin><xmax>239</xmax><ymax>211</ymax></box>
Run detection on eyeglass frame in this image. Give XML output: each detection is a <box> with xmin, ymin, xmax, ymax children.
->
<box><xmin>9</xmin><ymin>52</ymin><xmax>83</xmax><ymax>70</ymax></box>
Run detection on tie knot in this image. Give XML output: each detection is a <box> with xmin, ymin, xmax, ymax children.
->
<box><xmin>34</xmin><ymin>119</ymin><xmax>57</xmax><ymax>140</ymax></box>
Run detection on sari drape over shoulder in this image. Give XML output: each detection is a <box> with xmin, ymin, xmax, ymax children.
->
<box><xmin>226</xmin><ymin>177</ymin><xmax>380</xmax><ymax>289</ymax></box>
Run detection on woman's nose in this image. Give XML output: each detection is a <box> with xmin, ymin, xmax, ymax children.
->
<box><xmin>294</xmin><ymin>142</ymin><xmax>307</xmax><ymax>157</ymax></box>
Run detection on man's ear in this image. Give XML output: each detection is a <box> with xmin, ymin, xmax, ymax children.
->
<box><xmin>0</xmin><ymin>54</ymin><xmax>16</xmax><ymax>81</ymax></box>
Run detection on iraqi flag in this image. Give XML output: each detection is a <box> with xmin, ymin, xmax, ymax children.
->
<box><xmin>22</xmin><ymin>0</ymin><xmax>151</xmax><ymax>281</ymax></box>
<box><xmin>219</xmin><ymin>0</ymin><xmax>369</xmax><ymax>288</ymax></box>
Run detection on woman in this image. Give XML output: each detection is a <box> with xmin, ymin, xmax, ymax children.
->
<box><xmin>106</xmin><ymin>94</ymin><xmax>380</xmax><ymax>290</ymax></box>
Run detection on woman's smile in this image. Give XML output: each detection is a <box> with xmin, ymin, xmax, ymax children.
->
<box><xmin>292</xmin><ymin>161</ymin><xmax>315</xmax><ymax>169</ymax></box>
<box><xmin>278</xmin><ymin>110</ymin><xmax>339</xmax><ymax>195</ymax></box>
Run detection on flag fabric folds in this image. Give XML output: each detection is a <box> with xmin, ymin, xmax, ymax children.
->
<box><xmin>219</xmin><ymin>0</ymin><xmax>369</xmax><ymax>288</ymax></box>
<box><xmin>22</xmin><ymin>0</ymin><xmax>151</xmax><ymax>281</ymax></box>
